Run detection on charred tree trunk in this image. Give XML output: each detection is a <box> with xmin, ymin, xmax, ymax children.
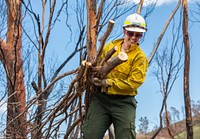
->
<box><xmin>165</xmin><ymin>104</ymin><xmax>173</xmax><ymax>138</ymax></box>
<box><xmin>182</xmin><ymin>0</ymin><xmax>193</xmax><ymax>138</ymax></box>
<box><xmin>0</xmin><ymin>0</ymin><xmax>27</xmax><ymax>138</ymax></box>
<box><xmin>86</xmin><ymin>0</ymin><xmax>97</xmax><ymax>63</ymax></box>
<box><xmin>84</xmin><ymin>0</ymin><xmax>98</xmax><ymax>115</ymax></box>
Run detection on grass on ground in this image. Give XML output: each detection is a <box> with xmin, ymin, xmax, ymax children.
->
<box><xmin>174</xmin><ymin>123</ymin><xmax>200</xmax><ymax>139</ymax></box>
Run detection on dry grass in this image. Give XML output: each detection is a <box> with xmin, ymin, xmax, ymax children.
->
<box><xmin>137</xmin><ymin>134</ymin><xmax>171</xmax><ymax>139</ymax></box>
<box><xmin>103</xmin><ymin>114</ymin><xmax>200</xmax><ymax>139</ymax></box>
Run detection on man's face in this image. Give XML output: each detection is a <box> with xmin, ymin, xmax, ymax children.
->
<box><xmin>124</xmin><ymin>30</ymin><xmax>143</xmax><ymax>45</ymax></box>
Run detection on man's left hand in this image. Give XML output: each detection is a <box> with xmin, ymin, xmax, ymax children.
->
<box><xmin>91</xmin><ymin>77</ymin><xmax>107</xmax><ymax>87</ymax></box>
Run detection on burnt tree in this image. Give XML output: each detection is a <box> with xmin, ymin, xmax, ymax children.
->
<box><xmin>182</xmin><ymin>0</ymin><xmax>193</xmax><ymax>138</ymax></box>
<box><xmin>0</xmin><ymin>0</ymin><xmax>27</xmax><ymax>138</ymax></box>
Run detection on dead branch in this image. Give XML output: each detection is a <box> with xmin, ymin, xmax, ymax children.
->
<box><xmin>93</xmin><ymin>51</ymin><xmax>128</xmax><ymax>78</ymax></box>
<box><xmin>74</xmin><ymin>61</ymin><xmax>87</xmax><ymax>93</ymax></box>
<box><xmin>95</xmin><ymin>20</ymin><xmax>115</xmax><ymax>65</ymax></box>
<box><xmin>36</xmin><ymin>93</ymin><xmax>78</xmax><ymax>139</ymax></box>
<box><xmin>182</xmin><ymin>0</ymin><xmax>193</xmax><ymax>138</ymax></box>
<box><xmin>150</xmin><ymin>18</ymin><xmax>184</xmax><ymax>137</ymax></box>
<box><xmin>64</xmin><ymin>117</ymin><xmax>83</xmax><ymax>139</ymax></box>
<box><xmin>148</xmin><ymin>0</ymin><xmax>181</xmax><ymax>65</ymax></box>
<box><xmin>33</xmin><ymin>62</ymin><xmax>90</xmax><ymax>138</ymax></box>
<box><xmin>96</xmin><ymin>0</ymin><xmax>105</xmax><ymax>30</ymax></box>
<box><xmin>165</xmin><ymin>104</ymin><xmax>174</xmax><ymax>138</ymax></box>
<box><xmin>86</xmin><ymin>0</ymin><xmax>97</xmax><ymax>63</ymax></box>
<box><xmin>150</xmin><ymin>94</ymin><xmax>166</xmax><ymax>139</ymax></box>
<box><xmin>0</xmin><ymin>38</ymin><xmax>6</xmax><ymax>48</ymax></box>
<box><xmin>100</xmin><ymin>46</ymin><xmax>118</xmax><ymax>66</ymax></box>
<box><xmin>42</xmin><ymin>0</ymin><xmax>56</xmax><ymax>54</ymax></box>
<box><xmin>82</xmin><ymin>61</ymin><xmax>93</xmax><ymax>114</ymax></box>
<box><xmin>136</xmin><ymin>0</ymin><xmax>144</xmax><ymax>14</ymax></box>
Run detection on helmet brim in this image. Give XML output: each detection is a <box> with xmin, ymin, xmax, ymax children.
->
<box><xmin>125</xmin><ymin>27</ymin><xmax>146</xmax><ymax>33</ymax></box>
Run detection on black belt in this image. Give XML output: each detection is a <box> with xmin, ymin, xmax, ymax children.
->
<box><xmin>101</xmin><ymin>91</ymin><xmax>132</xmax><ymax>99</ymax></box>
<box><xmin>95</xmin><ymin>87</ymin><xmax>133</xmax><ymax>98</ymax></box>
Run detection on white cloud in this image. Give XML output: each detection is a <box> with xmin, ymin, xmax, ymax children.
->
<box><xmin>129</xmin><ymin>0</ymin><xmax>193</xmax><ymax>6</ymax></box>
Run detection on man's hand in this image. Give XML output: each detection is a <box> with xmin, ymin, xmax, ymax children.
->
<box><xmin>91</xmin><ymin>77</ymin><xmax>108</xmax><ymax>87</ymax></box>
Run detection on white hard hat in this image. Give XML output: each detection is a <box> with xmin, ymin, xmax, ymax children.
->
<box><xmin>123</xmin><ymin>13</ymin><xmax>147</xmax><ymax>33</ymax></box>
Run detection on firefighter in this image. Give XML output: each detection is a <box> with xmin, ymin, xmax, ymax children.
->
<box><xmin>82</xmin><ymin>13</ymin><xmax>148</xmax><ymax>139</ymax></box>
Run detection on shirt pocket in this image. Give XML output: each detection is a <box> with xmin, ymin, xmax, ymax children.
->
<box><xmin>114</xmin><ymin>62</ymin><xmax>131</xmax><ymax>79</ymax></box>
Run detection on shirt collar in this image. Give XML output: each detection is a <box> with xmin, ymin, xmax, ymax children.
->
<box><xmin>112</xmin><ymin>38</ymin><xmax>139</xmax><ymax>52</ymax></box>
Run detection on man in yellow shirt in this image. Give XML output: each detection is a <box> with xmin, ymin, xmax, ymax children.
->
<box><xmin>82</xmin><ymin>13</ymin><xmax>148</xmax><ymax>139</ymax></box>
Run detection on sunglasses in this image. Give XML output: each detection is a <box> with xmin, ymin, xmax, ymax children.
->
<box><xmin>126</xmin><ymin>31</ymin><xmax>143</xmax><ymax>38</ymax></box>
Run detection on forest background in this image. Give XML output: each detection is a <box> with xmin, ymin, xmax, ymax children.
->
<box><xmin>0</xmin><ymin>0</ymin><xmax>199</xmax><ymax>138</ymax></box>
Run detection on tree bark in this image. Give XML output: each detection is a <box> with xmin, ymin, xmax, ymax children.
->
<box><xmin>95</xmin><ymin>20</ymin><xmax>115</xmax><ymax>65</ymax></box>
<box><xmin>165</xmin><ymin>104</ymin><xmax>174</xmax><ymax>138</ymax></box>
<box><xmin>182</xmin><ymin>0</ymin><xmax>193</xmax><ymax>138</ymax></box>
<box><xmin>86</xmin><ymin>0</ymin><xmax>97</xmax><ymax>63</ymax></box>
<box><xmin>93</xmin><ymin>51</ymin><xmax>128</xmax><ymax>78</ymax></box>
<box><xmin>2</xmin><ymin>0</ymin><xmax>27</xmax><ymax>138</ymax></box>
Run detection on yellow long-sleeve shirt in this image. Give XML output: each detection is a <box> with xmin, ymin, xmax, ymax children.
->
<box><xmin>101</xmin><ymin>38</ymin><xmax>148</xmax><ymax>96</ymax></box>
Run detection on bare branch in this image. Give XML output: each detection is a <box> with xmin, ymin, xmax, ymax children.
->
<box><xmin>95</xmin><ymin>20</ymin><xmax>115</xmax><ymax>66</ymax></box>
<box><xmin>136</xmin><ymin>0</ymin><xmax>144</xmax><ymax>14</ymax></box>
<box><xmin>148</xmin><ymin>0</ymin><xmax>181</xmax><ymax>65</ymax></box>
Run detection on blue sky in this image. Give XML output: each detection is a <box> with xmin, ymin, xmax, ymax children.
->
<box><xmin>135</xmin><ymin>0</ymin><xmax>200</xmax><ymax>131</ymax></box>
<box><xmin>132</xmin><ymin>0</ymin><xmax>194</xmax><ymax>6</ymax></box>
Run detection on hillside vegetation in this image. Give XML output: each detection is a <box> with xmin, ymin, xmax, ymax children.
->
<box><xmin>174</xmin><ymin>123</ymin><xmax>200</xmax><ymax>139</ymax></box>
<box><xmin>137</xmin><ymin>114</ymin><xmax>200</xmax><ymax>139</ymax></box>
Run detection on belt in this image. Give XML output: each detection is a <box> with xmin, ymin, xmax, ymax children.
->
<box><xmin>95</xmin><ymin>87</ymin><xmax>133</xmax><ymax>98</ymax></box>
<box><xmin>101</xmin><ymin>91</ymin><xmax>132</xmax><ymax>99</ymax></box>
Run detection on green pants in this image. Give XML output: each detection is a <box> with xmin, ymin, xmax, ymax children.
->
<box><xmin>82</xmin><ymin>92</ymin><xmax>137</xmax><ymax>139</ymax></box>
